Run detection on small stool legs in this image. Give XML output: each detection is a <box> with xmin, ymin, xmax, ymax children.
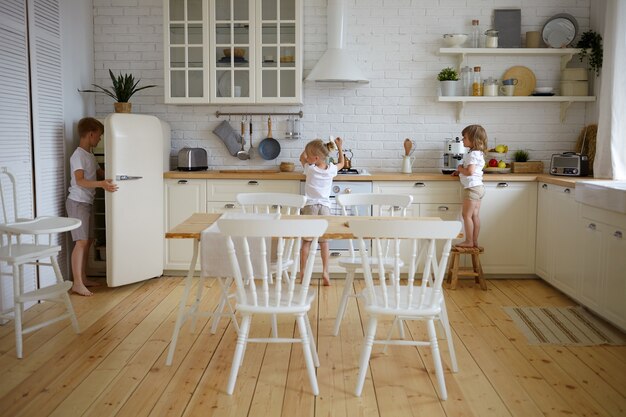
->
<box><xmin>446</xmin><ymin>246</ymin><xmax>486</xmax><ymax>290</ymax></box>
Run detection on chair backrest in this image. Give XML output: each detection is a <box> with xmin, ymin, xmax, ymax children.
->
<box><xmin>336</xmin><ymin>193</ymin><xmax>413</xmax><ymax>257</ymax></box>
<box><xmin>237</xmin><ymin>193</ymin><xmax>307</xmax><ymax>215</ymax></box>
<box><xmin>0</xmin><ymin>167</ymin><xmax>19</xmax><ymax>226</ymax></box>
<box><xmin>349</xmin><ymin>219</ymin><xmax>462</xmax><ymax>312</ymax></box>
<box><xmin>217</xmin><ymin>218</ymin><xmax>328</xmax><ymax>309</ymax></box>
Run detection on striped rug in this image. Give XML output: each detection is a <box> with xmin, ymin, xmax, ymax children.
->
<box><xmin>504</xmin><ymin>306</ymin><xmax>626</xmax><ymax>346</ymax></box>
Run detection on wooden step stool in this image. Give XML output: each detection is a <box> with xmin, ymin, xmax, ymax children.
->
<box><xmin>446</xmin><ymin>246</ymin><xmax>487</xmax><ymax>290</ymax></box>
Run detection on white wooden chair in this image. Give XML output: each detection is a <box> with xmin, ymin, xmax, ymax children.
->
<box><xmin>0</xmin><ymin>167</ymin><xmax>81</xmax><ymax>358</ymax></box>
<box><xmin>217</xmin><ymin>218</ymin><xmax>328</xmax><ymax>395</ymax></box>
<box><xmin>350</xmin><ymin>219</ymin><xmax>462</xmax><ymax>399</ymax></box>
<box><xmin>333</xmin><ymin>193</ymin><xmax>413</xmax><ymax>336</ymax></box>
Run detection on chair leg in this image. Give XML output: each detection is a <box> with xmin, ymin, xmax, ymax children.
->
<box><xmin>333</xmin><ymin>269</ymin><xmax>355</xmax><ymax>336</ymax></box>
<box><xmin>304</xmin><ymin>314</ymin><xmax>320</xmax><ymax>367</ymax></box>
<box><xmin>190</xmin><ymin>275</ymin><xmax>205</xmax><ymax>332</ymax></box>
<box><xmin>271</xmin><ymin>315</ymin><xmax>279</xmax><ymax>338</ymax></box>
<box><xmin>13</xmin><ymin>266</ymin><xmax>23</xmax><ymax>359</ymax></box>
<box><xmin>296</xmin><ymin>314</ymin><xmax>319</xmax><ymax>395</ymax></box>
<box><xmin>449</xmin><ymin>253</ymin><xmax>460</xmax><ymax>290</ymax></box>
<box><xmin>227</xmin><ymin>314</ymin><xmax>251</xmax><ymax>395</ymax></box>
<box><xmin>50</xmin><ymin>256</ymin><xmax>79</xmax><ymax>333</ymax></box>
<box><xmin>427</xmin><ymin>319</ymin><xmax>448</xmax><ymax>400</ymax></box>
<box><xmin>211</xmin><ymin>277</ymin><xmax>239</xmax><ymax>334</ymax></box>
<box><xmin>473</xmin><ymin>253</ymin><xmax>487</xmax><ymax>290</ymax></box>
<box><xmin>382</xmin><ymin>317</ymin><xmax>404</xmax><ymax>354</ymax></box>
<box><xmin>439</xmin><ymin>300</ymin><xmax>458</xmax><ymax>373</ymax></box>
<box><xmin>355</xmin><ymin>316</ymin><xmax>378</xmax><ymax>397</ymax></box>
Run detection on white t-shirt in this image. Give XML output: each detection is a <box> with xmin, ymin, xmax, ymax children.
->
<box><xmin>303</xmin><ymin>163</ymin><xmax>338</xmax><ymax>207</ymax></box>
<box><xmin>68</xmin><ymin>147</ymin><xmax>100</xmax><ymax>204</ymax></box>
<box><xmin>459</xmin><ymin>150</ymin><xmax>485</xmax><ymax>188</ymax></box>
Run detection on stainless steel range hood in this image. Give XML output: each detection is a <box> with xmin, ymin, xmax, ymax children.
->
<box><xmin>305</xmin><ymin>0</ymin><xmax>368</xmax><ymax>83</ymax></box>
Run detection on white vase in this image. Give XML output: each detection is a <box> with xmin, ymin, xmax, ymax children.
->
<box><xmin>440</xmin><ymin>80</ymin><xmax>458</xmax><ymax>97</ymax></box>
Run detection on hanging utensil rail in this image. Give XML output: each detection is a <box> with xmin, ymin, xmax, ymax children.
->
<box><xmin>215</xmin><ymin>110</ymin><xmax>303</xmax><ymax>118</ymax></box>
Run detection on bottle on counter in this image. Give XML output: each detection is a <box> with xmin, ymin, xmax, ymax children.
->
<box><xmin>471</xmin><ymin>19</ymin><xmax>481</xmax><ymax>48</ymax></box>
<box><xmin>472</xmin><ymin>66</ymin><xmax>483</xmax><ymax>96</ymax></box>
<box><xmin>461</xmin><ymin>66</ymin><xmax>473</xmax><ymax>96</ymax></box>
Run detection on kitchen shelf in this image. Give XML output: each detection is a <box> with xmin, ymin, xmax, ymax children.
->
<box><xmin>439</xmin><ymin>47</ymin><xmax>584</xmax><ymax>70</ymax></box>
<box><xmin>438</xmin><ymin>96</ymin><xmax>596</xmax><ymax>123</ymax></box>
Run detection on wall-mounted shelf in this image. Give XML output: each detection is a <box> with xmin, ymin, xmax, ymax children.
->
<box><xmin>439</xmin><ymin>47</ymin><xmax>584</xmax><ymax>70</ymax></box>
<box><xmin>438</xmin><ymin>96</ymin><xmax>596</xmax><ymax>123</ymax></box>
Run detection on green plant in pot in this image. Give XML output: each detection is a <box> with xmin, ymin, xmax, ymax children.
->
<box><xmin>576</xmin><ymin>30</ymin><xmax>603</xmax><ymax>76</ymax></box>
<box><xmin>438</xmin><ymin>67</ymin><xmax>459</xmax><ymax>97</ymax></box>
<box><xmin>511</xmin><ymin>149</ymin><xmax>544</xmax><ymax>173</ymax></box>
<box><xmin>79</xmin><ymin>70</ymin><xmax>156</xmax><ymax>113</ymax></box>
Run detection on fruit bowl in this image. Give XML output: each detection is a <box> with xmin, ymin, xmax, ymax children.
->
<box><xmin>442</xmin><ymin>33</ymin><xmax>468</xmax><ymax>47</ymax></box>
<box><xmin>484</xmin><ymin>167</ymin><xmax>511</xmax><ymax>174</ymax></box>
<box><xmin>487</xmin><ymin>151</ymin><xmax>508</xmax><ymax>161</ymax></box>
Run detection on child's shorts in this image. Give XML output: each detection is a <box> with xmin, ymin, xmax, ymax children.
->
<box><xmin>463</xmin><ymin>185</ymin><xmax>485</xmax><ymax>201</ymax></box>
<box><xmin>301</xmin><ymin>204</ymin><xmax>330</xmax><ymax>242</ymax></box>
<box><xmin>66</xmin><ymin>199</ymin><xmax>94</xmax><ymax>241</ymax></box>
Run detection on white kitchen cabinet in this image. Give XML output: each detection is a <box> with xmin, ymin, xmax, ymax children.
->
<box><xmin>164</xmin><ymin>0</ymin><xmax>302</xmax><ymax>104</ymax></box>
<box><xmin>480</xmin><ymin>181</ymin><xmax>537</xmax><ymax>274</ymax></box>
<box><xmin>579</xmin><ymin>205</ymin><xmax>626</xmax><ymax>330</ymax></box>
<box><xmin>535</xmin><ymin>182</ymin><xmax>581</xmax><ymax>295</ymax></box>
<box><xmin>164</xmin><ymin>179</ymin><xmax>207</xmax><ymax>271</ymax></box>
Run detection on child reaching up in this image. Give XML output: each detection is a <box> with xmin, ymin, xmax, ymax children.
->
<box><xmin>453</xmin><ymin>124</ymin><xmax>487</xmax><ymax>248</ymax></box>
<box><xmin>299</xmin><ymin>137</ymin><xmax>345</xmax><ymax>286</ymax></box>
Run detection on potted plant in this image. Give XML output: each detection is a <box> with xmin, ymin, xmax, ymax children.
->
<box><xmin>79</xmin><ymin>70</ymin><xmax>156</xmax><ymax>113</ymax></box>
<box><xmin>511</xmin><ymin>149</ymin><xmax>544</xmax><ymax>173</ymax></box>
<box><xmin>438</xmin><ymin>67</ymin><xmax>459</xmax><ymax>96</ymax></box>
<box><xmin>576</xmin><ymin>30</ymin><xmax>603</xmax><ymax>76</ymax></box>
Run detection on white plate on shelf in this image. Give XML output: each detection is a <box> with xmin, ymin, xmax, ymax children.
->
<box><xmin>217</xmin><ymin>72</ymin><xmax>249</xmax><ymax>98</ymax></box>
<box><xmin>484</xmin><ymin>167</ymin><xmax>511</xmax><ymax>174</ymax></box>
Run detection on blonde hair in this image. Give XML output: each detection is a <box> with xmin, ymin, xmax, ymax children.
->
<box><xmin>305</xmin><ymin>138</ymin><xmax>336</xmax><ymax>158</ymax></box>
<box><xmin>461</xmin><ymin>124</ymin><xmax>488</xmax><ymax>152</ymax></box>
<box><xmin>78</xmin><ymin>117</ymin><xmax>104</xmax><ymax>138</ymax></box>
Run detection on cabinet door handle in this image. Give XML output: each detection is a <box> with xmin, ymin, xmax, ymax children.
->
<box><xmin>588</xmin><ymin>223</ymin><xmax>596</xmax><ymax>230</ymax></box>
<box><xmin>614</xmin><ymin>231</ymin><xmax>623</xmax><ymax>239</ymax></box>
<box><xmin>248</xmin><ymin>181</ymin><xmax>259</xmax><ymax>186</ymax></box>
<box><xmin>438</xmin><ymin>206</ymin><xmax>449</xmax><ymax>211</ymax></box>
<box><xmin>224</xmin><ymin>203</ymin><xmax>235</xmax><ymax>209</ymax></box>
<box><xmin>392</xmin><ymin>205</ymin><xmax>402</xmax><ymax>211</ymax></box>
<box><xmin>177</xmin><ymin>180</ymin><xmax>188</xmax><ymax>184</ymax></box>
<box><xmin>542</xmin><ymin>184</ymin><xmax>547</xmax><ymax>189</ymax></box>
<box><xmin>564</xmin><ymin>188</ymin><xmax>571</xmax><ymax>193</ymax></box>
<box><xmin>497</xmin><ymin>182</ymin><xmax>509</xmax><ymax>188</ymax></box>
<box><xmin>414</xmin><ymin>182</ymin><xmax>426</xmax><ymax>187</ymax></box>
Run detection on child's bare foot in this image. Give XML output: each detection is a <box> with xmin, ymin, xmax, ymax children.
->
<box><xmin>83</xmin><ymin>278</ymin><xmax>102</xmax><ymax>287</ymax></box>
<box><xmin>71</xmin><ymin>283</ymin><xmax>93</xmax><ymax>296</ymax></box>
<box><xmin>322</xmin><ymin>275</ymin><xmax>331</xmax><ymax>286</ymax></box>
<box><xmin>455</xmin><ymin>241</ymin><xmax>474</xmax><ymax>248</ymax></box>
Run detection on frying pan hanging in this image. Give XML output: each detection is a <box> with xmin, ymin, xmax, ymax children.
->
<box><xmin>258</xmin><ymin>116</ymin><xmax>281</xmax><ymax>160</ymax></box>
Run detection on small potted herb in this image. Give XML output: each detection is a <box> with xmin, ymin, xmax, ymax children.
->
<box><xmin>438</xmin><ymin>67</ymin><xmax>459</xmax><ymax>96</ymax></box>
<box><xmin>79</xmin><ymin>70</ymin><xmax>156</xmax><ymax>113</ymax></box>
<box><xmin>511</xmin><ymin>149</ymin><xmax>544</xmax><ymax>173</ymax></box>
<box><xmin>576</xmin><ymin>30</ymin><xmax>603</xmax><ymax>76</ymax></box>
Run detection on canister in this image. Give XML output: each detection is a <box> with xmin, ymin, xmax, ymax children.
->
<box><xmin>485</xmin><ymin>29</ymin><xmax>499</xmax><ymax>48</ymax></box>
<box><xmin>560</xmin><ymin>81</ymin><xmax>588</xmax><ymax>96</ymax></box>
<box><xmin>483</xmin><ymin>77</ymin><xmax>498</xmax><ymax>96</ymax></box>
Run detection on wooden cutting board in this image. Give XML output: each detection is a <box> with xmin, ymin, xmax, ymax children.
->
<box><xmin>217</xmin><ymin>169</ymin><xmax>280</xmax><ymax>173</ymax></box>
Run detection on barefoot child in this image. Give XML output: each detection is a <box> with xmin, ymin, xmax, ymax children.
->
<box><xmin>66</xmin><ymin>118</ymin><xmax>118</xmax><ymax>296</ymax></box>
<box><xmin>299</xmin><ymin>137</ymin><xmax>345</xmax><ymax>286</ymax></box>
<box><xmin>453</xmin><ymin>125</ymin><xmax>487</xmax><ymax>248</ymax></box>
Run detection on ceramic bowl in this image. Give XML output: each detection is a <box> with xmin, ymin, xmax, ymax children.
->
<box><xmin>442</xmin><ymin>34</ymin><xmax>468</xmax><ymax>47</ymax></box>
<box><xmin>534</xmin><ymin>87</ymin><xmax>554</xmax><ymax>94</ymax></box>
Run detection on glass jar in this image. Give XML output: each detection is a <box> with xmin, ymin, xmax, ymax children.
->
<box><xmin>485</xmin><ymin>29</ymin><xmax>499</xmax><ymax>48</ymax></box>
<box><xmin>460</xmin><ymin>66</ymin><xmax>472</xmax><ymax>96</ymax></box>
<box><xmin>483</xmin><ymin>77</ymin><xmax>498</xmax><ymax>96</ymax></box>
<box><xmin>471</xmin><ymin>19</ymin><xmax>481</xmax><ymax>48</ymax></box>
<box><xmin>472</xmin><ymin>66</ymin><xmax>482</xmax><ymax>96</ymax></box>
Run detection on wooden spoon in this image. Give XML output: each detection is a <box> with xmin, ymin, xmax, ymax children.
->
<box><xmin>403</xmin><ymin>138</ymin><xmax>413</xmax><ymax>156</ymax></box>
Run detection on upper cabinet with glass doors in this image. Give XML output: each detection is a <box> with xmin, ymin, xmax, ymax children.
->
<box><xmin>164</xmin><ymin>0</ymin><xmax>302</xmax><ymax>104</ymax></box>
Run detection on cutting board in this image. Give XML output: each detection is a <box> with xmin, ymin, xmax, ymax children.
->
<box><xmin>217</xmin><ymin>169</ymin><xmax>280</xmax><ymax>173</ymax></box>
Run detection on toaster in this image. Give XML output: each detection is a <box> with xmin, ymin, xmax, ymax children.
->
<box><xmin>177</xmin><ymin>147</ymin><xmax>208</xmax><ymax>171</ymax></box>
<box><xmin>550</xmin><ymin>152</ymin><xmax>589</xmax><ymax>177</ymax></box>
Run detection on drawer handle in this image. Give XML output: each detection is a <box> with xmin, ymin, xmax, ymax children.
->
<box><xmin>615</xmin><ymin>231</ymin><xmax>623</xmax><ymax>239</ymax></box>
<box><xmin>564</xmin><ymin>188</ymin><xmax>571</xmax><ymax>194</ymax></box>
<box><xmin>224</xmin><ymin>203</ymin><xmax>235</xmax><ymax>209</ymax></box>
<box><xmin>497</xmin><ymin>182</ymin><xmax>508</xmax><ymax>188</ymax></box>
<box><xmin>392</xmin><ymin>205</ymin><xmax>402</xmax><ymax>211</ymax></box>
<box><xmin>588</xmin><ymin>223</ymin><xmax>596</xmax><ymax>230</ymax></box>
<box><xmin>438</xmin><ymin>206</ymin><xmax>449</xmax><ymax>211</ymax></box>
<box><xmin>330</xmin><ymin>252</ymin><xmax>342</xmax><ymax>257</ymax></box>
<box><xmin>414</xmin><ymin>182</ymin><xmax>426</xmax><ymax>187</ymax></box>
<box><xmin>542</xmin><ymin>184</ymin><xmax>547</xmax><ymax>189</ymax></box>
<box><xmin>248</xmin><ymin>181</ymin><xmax>259</xmax><ymax>185</ymax></box>
<box><xmin>177</xmin><ymin>180</ymin><xmax>188</xmax><ymax>184</ymax></box>
<box><xmin>272</xmin><ymin>204</ymin><xmax>279</xmax><ymax>209</ymax></box>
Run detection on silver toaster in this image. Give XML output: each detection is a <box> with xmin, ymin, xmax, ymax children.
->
<box><xmin>177</xmin><ymin>147</ymin><xmax>208</xmax><ymax>171</ymax></box>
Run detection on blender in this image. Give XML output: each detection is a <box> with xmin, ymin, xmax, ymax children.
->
<box><xmin>443</xmin><ymin>137</ymin><xmax>466</xmax><ymax>173</ymax></box>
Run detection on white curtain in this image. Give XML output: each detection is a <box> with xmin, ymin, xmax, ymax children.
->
<box><xmin>594</xmin><ymin>0</ymin><xmax>626</xmax><ymax>179</ymax></box>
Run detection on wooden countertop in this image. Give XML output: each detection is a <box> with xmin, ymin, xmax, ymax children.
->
<box><xmin>164</xmin><ymin>171</ymin><xmax>603</xmax><ymax>187</ymax></box>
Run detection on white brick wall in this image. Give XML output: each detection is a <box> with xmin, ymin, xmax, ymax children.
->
<box><xmin>93</xmin><ymin>0</ymin><xmax>593</xmax><ymax>172</ymax></box>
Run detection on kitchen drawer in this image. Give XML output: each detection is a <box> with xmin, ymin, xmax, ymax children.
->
<box><xmin>373</xmin><ymin>181</ymin><xmax>461</xmax><ymax>204</ymax></box>
<box><xmin>206</xmin><ymin>179</ymin><xmax>300</xmax><ymax>202</ymax></box>
<box><xmin>206</xmin><ymin>201</ymin><xmax>242</xmax><ymax>214</ymax></box>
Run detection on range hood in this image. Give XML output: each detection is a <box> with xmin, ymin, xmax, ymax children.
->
<box><xmin>305</xmin><ymin>0</ymin><xmax>368</xmax><ymax>83</ymax></box>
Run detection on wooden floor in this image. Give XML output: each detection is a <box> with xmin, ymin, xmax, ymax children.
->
<box><xmin>0</xmin><ymin>276</ymin><xmax>625</xmax><ymax>417</ymax></box>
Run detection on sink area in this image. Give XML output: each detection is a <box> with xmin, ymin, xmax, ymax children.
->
<box><xmin>575</xmin><ymin>180</ymin><xmax>626</xmax><ymax>214</ymax></box>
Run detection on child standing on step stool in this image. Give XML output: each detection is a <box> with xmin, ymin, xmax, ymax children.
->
<box><xmin>453</xmin><ymin>124</ymin><xmax>487</xmax><ymax>248</ymax></box>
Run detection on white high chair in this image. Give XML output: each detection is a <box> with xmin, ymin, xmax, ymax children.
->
<box><xmin>0</xmin><ymin>167</ymin><xmax>81</xmax><ymax>358</ymax></box>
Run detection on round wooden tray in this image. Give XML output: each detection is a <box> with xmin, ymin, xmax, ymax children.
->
<box><xmin>502</xmin><ymin>66</ymin><xmax>536</xmax><ymax>96</ymax></box>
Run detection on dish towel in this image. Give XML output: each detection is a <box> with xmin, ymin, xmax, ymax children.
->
<box><xmin>213</xmin><ymin>120</ymin><xmax>243</xmax><ymax>157</ymax></box>
<box><xmin>200</xmin><ymin>212</ymin><xmax>280</xmax><ymax>278</ymax></box>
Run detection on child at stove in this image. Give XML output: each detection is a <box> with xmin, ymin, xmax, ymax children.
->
<box><xmin>299</xmin><ymin>137</ymin><xmax>345</xmax><ymax>286</ymax></box>
<box><xmin>453</xmin><ymin>124</ymin><xmax>487</xmax><ymax>248</ymax></box>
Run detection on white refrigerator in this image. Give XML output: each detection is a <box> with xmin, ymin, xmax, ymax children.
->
<box><xmin>104</xmin><ymin>113</ymin><xmax>170</xmax><ymax>287</ymax></box>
